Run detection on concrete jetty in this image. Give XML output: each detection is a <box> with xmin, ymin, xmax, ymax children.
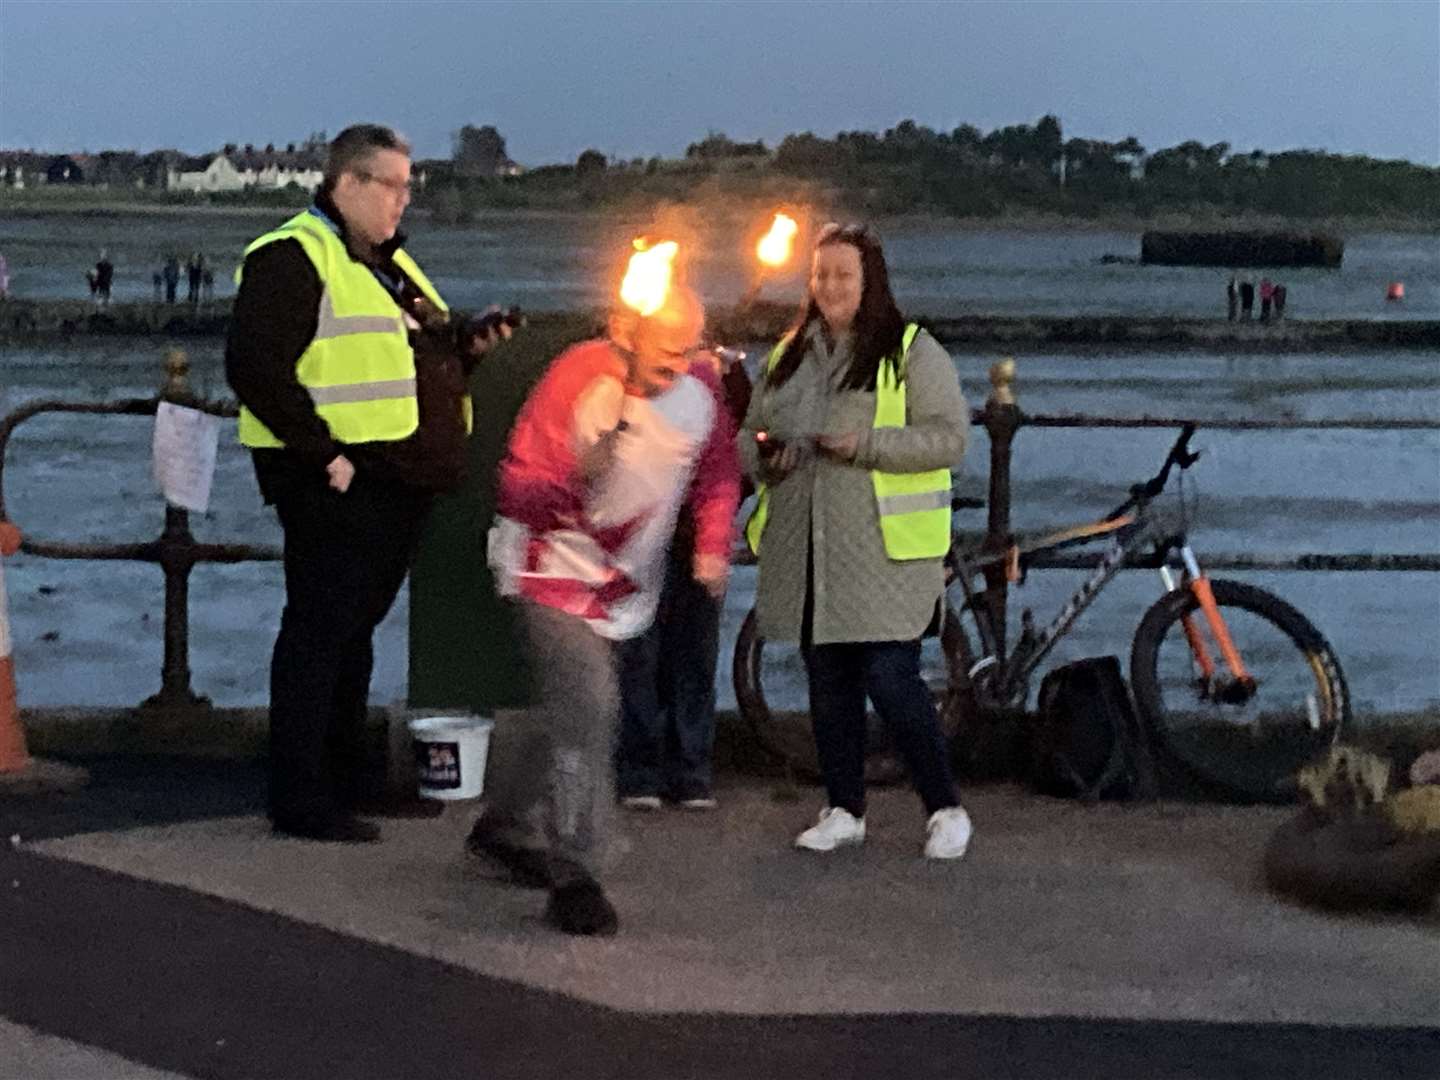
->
<box><xmin>3</xmin><ymin>298</ymin><xmax>1438</xmax><ymax>349</ymax></box>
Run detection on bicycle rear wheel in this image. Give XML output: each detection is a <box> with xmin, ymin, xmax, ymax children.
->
<box><xmin>732</xmin><ymin>606</ymin><xmax>967</xmax><ymax>785</ymax></box>
<box><xmin>1130</xmin><ymin>578</ymin><xmax>1348</xmax><ymax>803</ymax></box>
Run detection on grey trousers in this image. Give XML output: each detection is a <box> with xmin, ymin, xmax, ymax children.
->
<box><xmin>481</xmin><ymin>601</ymin><xmax>619</xmax><ymax>885</ymax></box>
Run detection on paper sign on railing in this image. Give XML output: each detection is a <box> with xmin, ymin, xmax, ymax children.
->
<box><xmin>152</xmin><ymin>402</ymin><xmax>220</xmax><ymax>513</ymax></box>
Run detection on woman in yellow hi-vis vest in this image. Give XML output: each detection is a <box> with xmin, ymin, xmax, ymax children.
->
<box><xmin>738</xmin><ymin>223</ymin><xmax>973</xmax><ymax>860</ymax></box>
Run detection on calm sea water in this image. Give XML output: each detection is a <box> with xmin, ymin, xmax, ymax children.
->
<box><xmin>1</xmin><ymin>327</ymin><xmax>1436</xmax><ymax>715</ymax></box>
<box><xmin>1</xmin><ymin>210</ymin><xmax>1437</xmax><ymax>712</ymax></box>
<box><xmin>1</xmin><ymin>208</ymin><xmax>1436</xmax><ymax>319</ymax></box>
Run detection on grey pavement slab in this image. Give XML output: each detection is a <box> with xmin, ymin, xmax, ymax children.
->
<box><xmin>0</xmin><ymin>1018</ymin><xmax>190</xmax><ymax>1080</ymax></box>
<box><xmin>21</xmin><ymin>780</ymin><xmax>1440</xmax><ymax>1028</ymax></box>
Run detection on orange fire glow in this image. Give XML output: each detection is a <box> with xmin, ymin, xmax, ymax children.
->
<box><xmin>619</xmin><ymin>238</ymin><xmax>679</xmax><ymax>316</ymax></box>
<box><xmin>756</xmin><ymin>212</ymin><xmax>798</xmax><ymax>268</ymax></box>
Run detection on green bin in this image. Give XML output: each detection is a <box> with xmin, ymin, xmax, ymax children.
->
<box><xmin>407</xmin><ymin>314</ymin><xmax>597</xmax><ymax>712</ymax></box>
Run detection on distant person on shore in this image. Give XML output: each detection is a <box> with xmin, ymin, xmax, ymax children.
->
<box><xmin>94</xmin><ymin>251</ymin><xmax>114</xmax><ymax>307</ymax></box>
<box><xmin>163</xmin><ymin>255</ymin><xmax>181</xmax><ymax>303</ymax></box>
<box><xmin>224</xmin><ymin>123</ymin><xmax>510</xmax><ymax>845</ymax></box>
<box><xmin>1274</xmin><ymin>282</ymin><xmax>1287</xmax><ymax>319</ymax></box>
<box><xmin>187</xmin><ymin>252</ymin><xmax>205</xmax><ymax>303</ymax></box>
<box><xmin>1239</xmin><ymin>276</ymin><xmax>1255</xmax><ymax>320</ymax></box>
<box><xmin>1226</xmin><ymin>273</ymin><xmax>1238</xmax><ymax>321</ymax></box>
<box><xmin>201</xmin><ymin>266</ymin><xmax>216</xmax><ymax>302</ymax></box>
<box><xmin>1259</xmin><ymin>277</ymin><xmax>1274</xmax><ymax>322</ymax></box>
<box><xmin>0</xmin><ymin>252</ymin><xmax>9</xmax><ymax>300</ymax></box>
<box><xmin>152</xmin><ymin>269</ymin><xmax>164</xmax><ymax>302</ymax></box>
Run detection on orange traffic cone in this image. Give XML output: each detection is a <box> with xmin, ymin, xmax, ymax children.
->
<box><xmin>0</xmin><ymin>520</ymin><xmax>86</xmax><ymax>793</ymax></box>
<box><xmin>0</xmin><ymin>519</ymin><xmax>29</xmax><ymax>772</ymax></box>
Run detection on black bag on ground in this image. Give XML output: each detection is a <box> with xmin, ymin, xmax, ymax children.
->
<box><xmin>1031</xmin><ymin>656</ymin><xmax>1156</xmax><ymax>801</ymax></box>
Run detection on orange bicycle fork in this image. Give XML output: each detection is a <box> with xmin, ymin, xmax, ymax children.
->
<box><xmin>1161</xmin><ymin>547</ymin><xmax>1254</xmax><ymax>691</ymax></box>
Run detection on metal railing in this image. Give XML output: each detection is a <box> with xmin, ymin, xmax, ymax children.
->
<box><xmin>0</xmin><ymin>350</ymin><xmax>278</xmax><ymax>713</ymax></box>
<box><xmin>968</xmin><ymin>357</ymin><xmax>1440</xmax><ymax>660</ymax></box>
<box><xmin>0</xmin><ymin>350</ymin><xmax>1436</xmax><ymax>712</ymax></box>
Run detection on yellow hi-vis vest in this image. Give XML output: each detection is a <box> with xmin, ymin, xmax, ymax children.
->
<box><xmin>235</xmin><ymin>210</ymin><xmax>470</xmax><ymax>448</ymax></box>
<box><xmin>745</xmin><ymin>323</ymin><xmax>951</xmax><ymax>560</ymax></box>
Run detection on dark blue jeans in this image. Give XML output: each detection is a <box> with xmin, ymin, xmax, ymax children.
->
<box><xmin>803</xmin><ymin>638</ymin><xmax>959</xmax><ymax>819</ymax></box>
<box><xmin>615</xmin><ymin>553</ymin><xmax>721</xmax><ymax>799</ymax></box>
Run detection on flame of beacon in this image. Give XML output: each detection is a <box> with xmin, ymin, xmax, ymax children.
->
<box><xmin>756</xmin><ymin>213</ymin><xmax>798</xmax><ymax>268</ymax></box>
<box><xmin>619</xmin><ymin>239</ymin><xmax>679</xmax><ymax>316</ymax></box>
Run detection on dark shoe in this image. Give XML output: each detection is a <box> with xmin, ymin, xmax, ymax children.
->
<box><xmin>271</xmin><ymin>813</ymin><xmax>380</xmax><ymax>844</ymax></box>
<box><xmin>465</xmin><ymin>820</ymin><xmax>552</xmax><ymax>889</ymax></box>
<box><xmin>347</xmin><ymin>793</ymin><xmax>446</xmax><ymax>819</ymax></box>
<box><xmin>545</xmin><ymin>879</ymin><xmax>619</xmax><ymax>936</ymax></box>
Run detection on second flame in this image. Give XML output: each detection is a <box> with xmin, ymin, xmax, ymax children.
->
<box><xmin>756</xmin><ymin>212</ymin><xmax>798</xmax><ymax>268</ymax></box>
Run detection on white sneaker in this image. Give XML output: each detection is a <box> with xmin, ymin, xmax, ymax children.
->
<box><xmin>794</xmin><ymin>807</ymin><xmax>866</xmax><ymax>852</ymax></box>
<box><xmin>924</xmin><ymin>806</ymin><xmax>972</xmax><ymax>860</ymax></box>
<box><xmin>620</xmin><ymin>795</ymin><xmax>663</xmax><ymax>812</ymax></box>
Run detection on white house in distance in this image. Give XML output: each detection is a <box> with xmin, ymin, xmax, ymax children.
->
<box><xmin>168</xmin><ymin>145</ymin><xmax>325</xmax><ymax>193</ymax></box>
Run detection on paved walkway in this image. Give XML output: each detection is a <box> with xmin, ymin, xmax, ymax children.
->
<box><xmin>2</xmin><ymin>754</ymin><xmax>1437</xmax><ymax>1078</ymax></box>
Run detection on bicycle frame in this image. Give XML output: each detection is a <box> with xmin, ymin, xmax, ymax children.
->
<box><xmin>949</xmin><ymin>513</ymin><xmax>1162</xmax><ymax>707</ymax></box>
<box><xmin>948</xmin><ymin>442</ymin><xmax>1256</xmax><ymax>711</ymax></box>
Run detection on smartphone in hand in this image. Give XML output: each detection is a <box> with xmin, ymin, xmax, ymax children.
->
<box><xmin>464</xmin><ymin>306</ymin><xmax>526</xmax><ymax>341</ymax></box>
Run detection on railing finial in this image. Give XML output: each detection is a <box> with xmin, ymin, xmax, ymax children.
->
<box><xmin>163</xmin><ymin>348</ymin><xmax>190</xmax><ymax>402</ymax></box>
<box><xmin>989</xmin><ymin>356</ymin><xmax>1016</xmax><ymax>406</ymax></box>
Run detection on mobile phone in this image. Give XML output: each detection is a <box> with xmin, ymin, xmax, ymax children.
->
<box><xmin>466</xmin><ymin>306</ymin><xmax>526</xmax><ymax>337</ymax></box>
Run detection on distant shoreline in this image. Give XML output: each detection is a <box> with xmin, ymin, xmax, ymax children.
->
<box><xmin>3</xmin><ymin>300</ymin><xmax>1436</xmax><ymax>350</ymax></box>
<box><xmin>1</xmin><ymin>193</ymin><xmax>1436</xmax><ymax>235</ymax></box>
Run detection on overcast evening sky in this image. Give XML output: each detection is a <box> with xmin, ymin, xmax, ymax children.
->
<box><xmin>1</xmin><ymin>0</ymin><xmax>1437</xmax><ymax>166</ymax></box>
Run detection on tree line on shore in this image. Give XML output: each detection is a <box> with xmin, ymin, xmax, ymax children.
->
<box><xmin>7</xmin><ymin>115</ymin><xmax>1437</xmax><ymax>223</ymax></box>
<box><xmin>437</xmin><ymin>116</ymin><xmax>1438</xmax><ymax>222</ymax></box>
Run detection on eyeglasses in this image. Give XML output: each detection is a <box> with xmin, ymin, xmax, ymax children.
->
<box><xmin>354</xmin><ymin>170</ymin><xmax>414</xmax><ymax>197</ymax></box>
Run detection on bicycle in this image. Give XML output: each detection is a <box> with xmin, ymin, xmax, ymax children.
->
<box><xmin>733</xmin><ymin>424</ymin><xmax>1350</xmax><ymax>802</ymax></box>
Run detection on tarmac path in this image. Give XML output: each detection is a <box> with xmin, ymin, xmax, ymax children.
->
<box><xmin>2</xmin><ymin>756</ymin><xmax>1437</xmax><ymax>1079</ymax></box>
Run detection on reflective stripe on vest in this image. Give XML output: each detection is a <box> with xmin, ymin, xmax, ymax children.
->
<box><xmin>235</xmin><ymin>211</ymin><xmax>466</xmax><ymax>448</ymax></box>
<box><xmin>745</xmin><ymin>323</ymin><xmax>951</xmax><ymax>561</ymax></box>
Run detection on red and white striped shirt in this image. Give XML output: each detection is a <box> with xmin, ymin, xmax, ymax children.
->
<box><xmin>489</xmin><ymin>339</ymin><xmax>741</xmax><ymax>640</ymax></box>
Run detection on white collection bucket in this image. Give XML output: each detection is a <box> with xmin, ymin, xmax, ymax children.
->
<box><xmin>408</xmin><ymin>714</ymin><xmax>494</xmax><ymax>800</ymax></box>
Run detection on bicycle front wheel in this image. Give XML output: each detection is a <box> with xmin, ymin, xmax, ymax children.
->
<box><xmin>1130</xmin><ymin>578</ymin><xmax>1348</xmax><ymax>803</ymax></box>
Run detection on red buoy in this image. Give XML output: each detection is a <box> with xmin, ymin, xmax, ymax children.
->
<box><xmin>1386</xmin><ymin>282</ymin><xmax>1405</xmax><ymax>301</ymax></box>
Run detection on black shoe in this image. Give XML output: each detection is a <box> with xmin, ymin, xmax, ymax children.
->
<box><xmin>464</xmin><ymin>820</ymin><xmax>552</xmax><ymax>889</ymax></box>
<box><xmin>347</xmin><ymin>793</ymin><xmax>446</xmax><ymax>819</ymax></box>
<box><xmin>545</xmin><ymin>879</ymin><xmax>619</xmax><ymax>936</ymax></box>
<box><xmin>271</xmin><ymin>813</ymin><xmax>381</xmax><ymax>844</ymax></box>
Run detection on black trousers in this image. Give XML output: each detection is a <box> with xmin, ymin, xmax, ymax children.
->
<box><xmin>803</xmin><ymin>638</ymin><xmax>959</xmax><ymax>819</ymax></box>
<box><xmin>266</xmin><ymin>467</ymin><xmax>431</xmax><ymax>821</ymax></box>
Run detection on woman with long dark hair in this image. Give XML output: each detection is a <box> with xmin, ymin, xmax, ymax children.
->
<box><xmin>740</xmin><ymin>223</ymin><xmax>973</xmax><ymax>859</ymax></box>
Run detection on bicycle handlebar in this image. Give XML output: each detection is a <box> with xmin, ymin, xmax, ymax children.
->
<box><xmin>1104</xmin><ymin>423</ymin><xmax>1200</xmax><ymax>520</ymax></box>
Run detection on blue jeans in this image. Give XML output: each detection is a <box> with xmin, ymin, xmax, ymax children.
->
<box><xmin>616</xmin><ymin>554</ymin><xmax>721</xmax><ymax>799</ymax></box>
<box><xmin>803</xmin><ymin>638</ymin><xmax>959</xmax><ymax>819</ymax></box>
